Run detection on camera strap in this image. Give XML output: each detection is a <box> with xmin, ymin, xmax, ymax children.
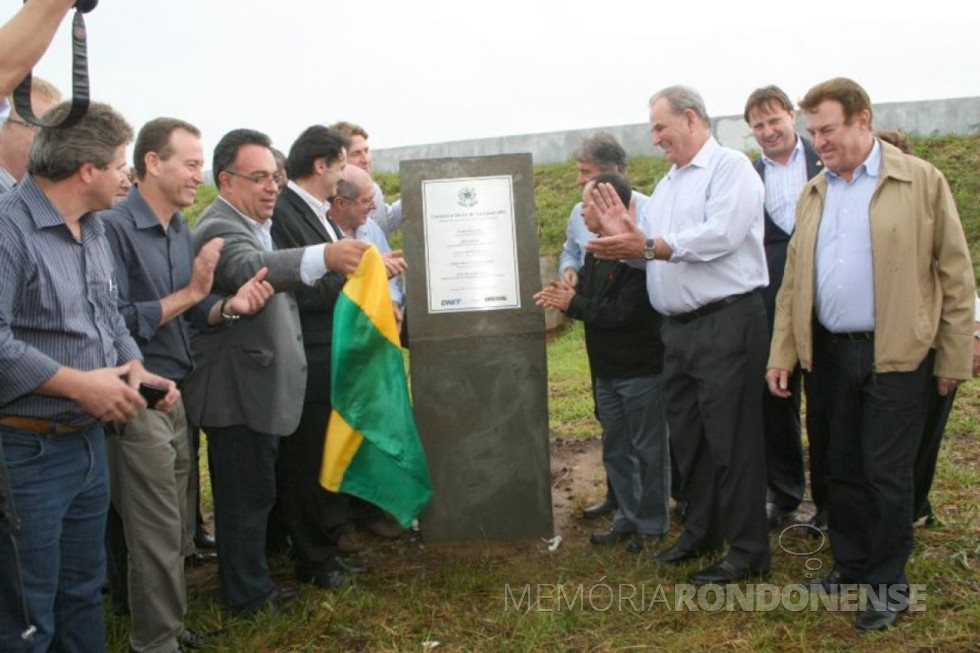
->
<box><xmin>11</xmin><ymin>10</ymin><xmax>90</xmax><ymax>129</ymax></box>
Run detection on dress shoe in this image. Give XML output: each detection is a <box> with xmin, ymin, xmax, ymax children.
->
<box><xmin>184</xmin><ymin>551</ymin><xmax>217</xmax><ymax>567</ymax></box>
<box><xmin>228</xmin><ymin>587</ymin><xmax>298</xmax><ymax>617</ymax></box>
<box><xmin>690</xmin><ymin>558</ymin><xmax>770</xmax><ymax>585</ymax></box>
<box><xmin>589</xmin><ymin>527</ymin><xmax>633</xmax><ymax>546</ymax></box>
<box><xmin>333</xmin><ymin>555</ymin><xmax>368</xmax><ymax>574</ymax></box>
<box><xmin>653</xmin><ymin>542</ymin><xmax>720</xmax><ymax>565</ymax></box>
<box><xmin>296</xmin><ymin>568</ymin><xmax>350</xmax><ymax>590</ymax></box>
<box><xmin>625</xmin><ymin>533</ymin><xmax>663</xmax><ymax>554</ymax></box>
<box><xmin>806</xmin><ymin>568</ymin><xmax>858</xmax><ymax>594</ymax></box>
<box><xmin>193</xmin><ymin>531</ymin><xmax>217</xmax><ymax>550</ymax></box>
<box><xmin>362</xmin><ymin>516</ymin><xmax>405</xmax><ymax>539</ymax></box>
<box><xmin>809</xmin><ymin>510</ymin><xmax>829</xmax><ymax>533</ymax></box>
<box><xmin>766</xmin><ymin>502</ymin><xmax>798</xmax><ymax>528</ymax></box>
<box><xmin>855</xmin><ymin>604</ymin><xmax>902</xmax><ymax>631</ymax></box>
<box><xmin>177</xmin><ymin>627</ymin><xmax>227</xmax><ymax>650</ymax></box>
<box><xmin>581</xmin><ymin>497</ymin><xmax>617</xmax><ymax>520</ymax></box>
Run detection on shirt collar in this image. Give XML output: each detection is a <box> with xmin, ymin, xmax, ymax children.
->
<box><xmin>217</xmin><ymin>194</ymin><xmax>273</xmax><ymax>234</ymax></box>
<box><xmin>287</xmin><ymin>179</ymin><xmax>330</xmax><ymax>218</ymax></box>
<box><xmin>826</xmin><ymin>138</ymin><xmax>881</xmax><ymax>183</ymax></box>
<box><xmin>19</xmin><ymin>175</ymin><xmax>103</xmax><ymax>234</ymax></box>
<box><xmin>686</xmin><ymin>136</ymin><xmax>720</xmax><ymax>170</ymax></box>
<box><xmin>0</xmin><ymin>166</ymin><xmax>16</xmax><ymax>191</ymax></box>
<box><xmin>122</xmin><ymin>185</ymin><xmax>184</xmax><ymax>233</ymax></box>
<box><xmin>761</xmin><ymin>135</ymin><xmax>803</xmax><ymax>168</ymax></box>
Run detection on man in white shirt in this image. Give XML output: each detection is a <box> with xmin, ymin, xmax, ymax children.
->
<box><xmin>744</xmin><ymin>85</ymin><xmax>827</xmax><ymax>532</ymax></box>
<box><xmin>588</xmin><ymin>85</ymin><xmax>770</xmax><ymax>585</ymax></box>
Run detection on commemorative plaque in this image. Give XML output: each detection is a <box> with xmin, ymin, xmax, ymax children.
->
<box><xmin>401</xmin><ymin>154</ymin><xmax>554</xmax><ymax>542</ymax></box>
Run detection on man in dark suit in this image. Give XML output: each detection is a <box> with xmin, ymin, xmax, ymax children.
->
<box><xmin>744</xmin><ymin>86</ymin><xmax>826</xmax><ymax>531</ymax></box>
<box><xmin>269</xmin><ymin>126</ymin><xmax>364</xmax><ymax>588</ymax></box>
<box><xmin>181</xmin><ymin>128</ymin><xmax>368</xmax><ymax>615</ymax></box>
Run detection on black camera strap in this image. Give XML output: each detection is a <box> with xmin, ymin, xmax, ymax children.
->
<box><xmin>11</xmin><ymin>10</ymin><xmax>90</xmax><ymax>129</ymax></box>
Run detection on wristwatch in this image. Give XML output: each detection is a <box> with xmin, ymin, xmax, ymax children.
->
<box><xmin>219</xmin><ymin>298</ymin><xmax>241</xmax><ymax>323</ymax></box>
<box><xmin>641</xmin><ymin>238</ymin><xmax>656</xmax><ymax>261</ymax></box>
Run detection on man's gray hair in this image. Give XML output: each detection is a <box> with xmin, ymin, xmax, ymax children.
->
<box><xmin>28</xmin><ymin>102</ymin><xmax>133</xmax><ymax>181</ymax></box>
<box><xmin>575</xmin><ymin>133</ymin><xmax>627</xmax><ymax>173</ymax></box>
<box><xmin>649</xmin><ymin>85</ymin><xmax>711</xmax><ymax>127</ymax></box>
<box><xmin>334</xmin><ymin>177</ymin><xmax>359</xmax><ymax>201</ymax></box>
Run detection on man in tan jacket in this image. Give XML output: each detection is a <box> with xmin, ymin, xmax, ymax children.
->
<box><xmin>767</xmin><ymin>78</ymin><xmax>975</xmax><ymax>632</ymax></box>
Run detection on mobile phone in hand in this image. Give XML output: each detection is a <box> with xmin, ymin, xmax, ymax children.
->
<box><xmin>138</xmin><ymin>382</ymin><xmax>168</xmax><ymax>410</ymax></box>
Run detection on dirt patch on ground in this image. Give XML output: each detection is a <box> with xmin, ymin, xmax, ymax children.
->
<box><xmin>549</xmin><ymin>437</ymin><xmax>607</xmax><ymax>536</ymax></box>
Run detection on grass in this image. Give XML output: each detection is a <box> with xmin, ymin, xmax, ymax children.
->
<box><xmin>140</xmin><ymin>135</ymin><xmax>980</xmax><ymax>652</ymax></box>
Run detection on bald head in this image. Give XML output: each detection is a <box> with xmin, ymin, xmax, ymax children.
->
<box><xmin>0</xmin><ymin>77</ymin><xmax>62</xmax><ymax>181</ymax></box>
<box><xmin>331</xmin><ymin>164</ymin><xmax>377</xmax><ymax>235</ymax></box>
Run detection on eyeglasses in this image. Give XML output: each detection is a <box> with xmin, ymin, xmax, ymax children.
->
<box><xmin>3</xmin><ymin>117</ymin><xmax>36</xmax><ymax>131</ymax></box>
<box><xmin>335</xmin><ymin>195</ymin><xmax>374</xmax><ymax>207</ymax></box>
<box><xmin>224</xmin><ymin>169</ymin><xmax>283</xmax><ymax>188</ymax></box>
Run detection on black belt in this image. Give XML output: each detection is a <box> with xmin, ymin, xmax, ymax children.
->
<box><xmin>668</xmin><ymin>291</ymin><xmax>757</xmax><ymax>324</ymax></box>
<box><xmin>816</xmin><ymin>325</ymin><xmax>874</xmax><ymax>342</ymax></box>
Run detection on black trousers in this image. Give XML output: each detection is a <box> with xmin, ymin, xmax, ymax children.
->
<box><xmin>818</xmin><ymin>335</ymin><xmax>932</xmax><ymax>588</ymax></box>
<box><xmin>761</xmin><ymin>368</ymin><xmax>804</xmax><ymax>511</ymax></box>
<box><xmin>661</xmin><ymin>292</ymin><xmax>770</xmax><ymax>566</ymax></box>
<box><xmin>206</xmin><ymin>425</ymin><xmax>280</xmax><ymax>611</ymax></box>
<box><xmin>279</xmin><ymin>400</ymin><xmax>349</xmax><ymax>577</ymax></box>
<box><xmin>912</xmin><ymin>380</ymin><xmax>957</xmax><ymax>520</ymax></box>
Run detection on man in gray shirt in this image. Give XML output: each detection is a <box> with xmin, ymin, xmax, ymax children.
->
<box><xmin>0</xmin><ymin>102</ymin><xmax>178</xmax><ymax>652</ymax></box>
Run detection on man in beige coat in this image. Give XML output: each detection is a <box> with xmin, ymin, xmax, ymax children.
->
<box><xmin>767</xmin><ymin>78</ymin><xmax>975</xmax><ymax>632</ymax></box>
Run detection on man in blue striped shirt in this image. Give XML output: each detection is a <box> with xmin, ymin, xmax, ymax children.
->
<box><xmin>0</xmin><ymin>102</ymin><xmax>178</xmax><ymax>652</ymax></box>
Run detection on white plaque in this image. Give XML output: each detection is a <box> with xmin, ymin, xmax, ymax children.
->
<box><xmin>422</xmin><ymin>175</ymin><xmax>520</xmax><ymax>313</ymax></box>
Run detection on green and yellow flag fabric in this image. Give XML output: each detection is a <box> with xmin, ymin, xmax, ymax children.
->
<box><xmin>319</xmin><ymin>246</ymin><xmax>432</xmax><ymax>528</ymax></box>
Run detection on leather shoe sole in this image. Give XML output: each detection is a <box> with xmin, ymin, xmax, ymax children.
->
<box><xmin>689</xmin><ymin>559</ymin><xmax>770</xmax><ymax>585</ymax></box>
<box><xmin>806</xmin><ymin>569</ymin><xmax>858</xmax><ymax>594</ymax></box>
<box><xmin>625</xmin><ymin>534</ymin><xmax>663</xmax><ymax>554</ymax></box>
<box><xmin>296</xmin><ymin>569</ymin><xmax>351</xmax><ymax>590</ymax></box>
<box><xmin>334</xmin><ymin>555</ymin><xmax>368</xmax><ymax>574</ymax></box>
<box><xmin>855</xmin><ymin>605</ymin><xmax>901</xmax><ymax>631</ymax></box>
<box><xmin>193</xmin><ymin>532</ymin><xmax>217</xmax><ymax>550</ymax></box>
<box><xmin>589</xmin><ymin>530</ymin><xmax>633</xmax><ymax>546</ymax></box>
<box><xmin>184</xmin><ymin>552</ymin><xmax>217</xmax><ymax>568</ymax></box>
<box><xmin>653</xmin><ymin>543</ymin><xmax>721</xmax><ymax>565</ymax></box>
<box><xmin>581</xmin><ymin>498</ymin><xmax>617</xmax><ymax>520</ymax></box>
<box><xmin>227</xmin><ymin>587</ymin><xmax>298</xmax><ymax>617</ymax></box>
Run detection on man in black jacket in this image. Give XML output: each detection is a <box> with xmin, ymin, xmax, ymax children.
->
<box><xmin>269</xmin><ymin>125</ymin><xmax>362</xmax><ymax>589</ymax></box>
<box><xmin>535</xmin><ymin>172</ymin><xmax>669</xmax><ymax>554</ymax></box>
<box><xmin>744</xmin><ymin>86</ymin><xmax>826</xmax><ymax>531</ymax></box>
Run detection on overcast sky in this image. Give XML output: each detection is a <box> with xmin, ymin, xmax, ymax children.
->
<box><xmin>6</xmin><ymin>0</ymin><xmax>978</xmax><ymax>163</ymax></box>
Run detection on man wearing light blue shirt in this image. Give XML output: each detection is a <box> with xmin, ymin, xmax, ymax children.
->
<box><xmin>558</xmin><ymin>133</ymin><xmax>647</xmax><ymax>289</ymax></box>
<box><xmin>744</xmin><ymin>86</ymin><xmax>827</xmax><ymax>532</ymax></box>
<box><xmin>558</xmin><ymin>133</ymin><xmax>648</xmax><ymax>522</ymax></box>
<box><xmin>768</xmin><ymin>78</ymin><xmax>975</xmax><ymax>631</ymax></box>
<box><xmin>588</xmin><ymin>85</ymin><xmax>771</xmax><ymax>585</ymax></box>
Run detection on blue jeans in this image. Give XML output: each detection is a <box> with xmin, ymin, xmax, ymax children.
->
<box><xmin>595</xmin><ymin>374</ymin><xmax>671</xmax><ymax>536</ymax></box>
<box><xmin>0</xmin><ymin>422</ymin><xmax>109</xmax><ymax>653</ymax></box>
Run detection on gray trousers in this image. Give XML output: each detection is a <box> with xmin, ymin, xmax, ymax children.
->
<box><xmin>595</xmin><ymin>373</ymin><xmax>671</xmax><ymax>536</ymax></box>
<box><xmin>108</xmin><ymin>399</ymin><xmax>191</xmax><ymax>653</ymax></box>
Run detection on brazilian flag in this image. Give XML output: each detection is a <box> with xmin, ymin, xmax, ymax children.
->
<box><xmin>320</xmin><ymin>246</ymin><xmax>432</xmax><ymax>528</ymax></box>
